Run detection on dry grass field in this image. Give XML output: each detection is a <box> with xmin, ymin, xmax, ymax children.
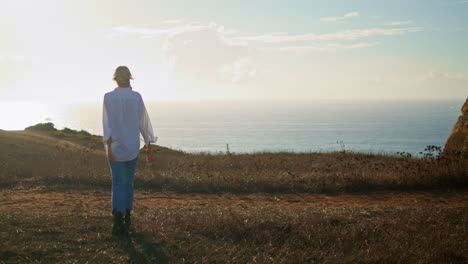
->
<box><xmin>0</xmin><ymin>126</ymin><xmax>467</xmax><ymax>263</ymax></box>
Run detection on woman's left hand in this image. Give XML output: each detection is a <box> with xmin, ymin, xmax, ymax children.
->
<box><xmin>106</xmin><ymin>137</ymin><xmax>115</xmax><ymax>162</ymax></box>
<box><xmin>107</xmin><ymin>151</ymin><xmax>116</xmax><ymax>162</ymax></box>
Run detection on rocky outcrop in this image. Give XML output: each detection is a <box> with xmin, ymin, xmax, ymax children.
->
<box><xmin>443</xmin><ymin>97</ymin><xmax>468</xmax><ymax>158</ymax></box>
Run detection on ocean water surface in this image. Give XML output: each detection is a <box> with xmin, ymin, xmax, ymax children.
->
<box><xmin>0</xmin><ymin>99</ymin><xmax>463</xmax><ymax>155</ymax></box>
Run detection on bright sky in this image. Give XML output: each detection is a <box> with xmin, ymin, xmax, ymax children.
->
<box><xmin>1</xmin><ymin>0</ymin><xmax>467</xmax><ymax>102</ymax></box>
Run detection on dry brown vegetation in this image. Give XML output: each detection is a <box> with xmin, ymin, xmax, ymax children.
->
<box><xmin>0</xmin><ymin>127</ymin><xmax>467</xmax><ymax>263</ymax></box>
<box><xmin>0</xmin><ymin>129</ymin><xmax>466</xmax><ymax>193</ymax></box>
<box><xmin>1</xmin><ymin>189</ymin><xmax>467</xmax><ymax>263</ymax></box>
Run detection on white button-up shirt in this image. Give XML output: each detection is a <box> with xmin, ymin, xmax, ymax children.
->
<box><xmin>102</xmin><ymin>87</ymin><xmax>157</xmax><ymax>161</ymax></box>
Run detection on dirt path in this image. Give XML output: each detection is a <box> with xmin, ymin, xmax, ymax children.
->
<box><xmin>1</xmin><ymin>188</ymin><xmax>467</xmax><ymax>263</ymax></box>
<box><xmin>1</xmin><ymin>188</ymin><xmax>467</xmax><ymax>214</ymax></box>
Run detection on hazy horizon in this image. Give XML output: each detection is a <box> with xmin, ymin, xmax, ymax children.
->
<box><xmin>0</xmin><ymin>99</ymin><xmax>462</xmax><ymax>156</ymax></box>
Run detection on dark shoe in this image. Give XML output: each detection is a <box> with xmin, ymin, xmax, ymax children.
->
<box><xmin>124</xmin><ymin>210</ymin><xmax>132</xmax><ymax>230</ymax></box>
<box><xmin>112</xmin><ymin>212</ymin><xmax>126</xmax><ymax>237</ymax></box>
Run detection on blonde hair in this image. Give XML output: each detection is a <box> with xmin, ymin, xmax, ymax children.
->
<box><xmin>113</xmin><ymin>66</ymin><xmax>133</xmax><ymax>87</ymax></box>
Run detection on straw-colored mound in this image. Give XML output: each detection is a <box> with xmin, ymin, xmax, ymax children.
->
<box><xmin>444</xmin><ymin>97</ymin><xmax>468</xmax><ymax>157</ymax></box>
<box><xmin>0</xmin><ymin>127</ymin><xmax>466</xmax><ymax>192</ymax></box>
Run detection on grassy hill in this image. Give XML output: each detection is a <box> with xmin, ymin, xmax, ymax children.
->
<box><xmin>0</xmin><ymin>123</ymin><xmax>466</xmax><ymax>193</ymax></box>
<box><xmin>0</xmin><ymin>123</ymin><xmax>467</xmax><ymax>263</ymax></box>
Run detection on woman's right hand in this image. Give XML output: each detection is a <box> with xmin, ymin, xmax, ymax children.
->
<box><xmin>107</xmin><ymin>150</ymin><xmax>116</xmax><ymax>162</ymax></box>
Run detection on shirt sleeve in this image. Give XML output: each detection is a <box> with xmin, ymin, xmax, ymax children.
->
<box><xmin>139</xmin><ymin>96</ymin><xmax>157</xmax><ymax>145</ymax></box>
<box><xmin>102</xmin><ymin>94</ymin><xmax>112</xmax><ymax>143</ymax></box>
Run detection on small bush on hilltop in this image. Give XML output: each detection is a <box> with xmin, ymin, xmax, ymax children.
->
<box><xmin>61</xmin><ymin>127</ymin><xmax>91</xmax><ymax>136</ymax></box>
<box><xmin>61</xmin><ymin>127</ymin><xmax>76</xmax><ymax>134</ymax></box>
<box><xmin>24</xmin><ymin>123</ymin><xmax>103</xmax><ymax>150</ymax></box>
<box><xmin>25</xmin><ymin>122</ymin><xmax>57</xmax><ymax>132</ymax></box>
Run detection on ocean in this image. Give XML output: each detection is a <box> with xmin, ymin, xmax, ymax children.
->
<box><xmin>0</xmin><ymin>99</ymin><xmax>463</xmax><ymax>156</ymax></box>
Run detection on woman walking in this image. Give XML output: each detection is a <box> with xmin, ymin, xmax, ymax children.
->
<box><xmin>102</xmin><ymin>66</ymin><xmax>157</xmax><ymax>236</ymax></box>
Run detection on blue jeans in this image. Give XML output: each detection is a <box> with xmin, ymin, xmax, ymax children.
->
<box><xmin>109</xmin><ymin>156</ymin><xmax>138</xmax><ymax>215</ymax></box>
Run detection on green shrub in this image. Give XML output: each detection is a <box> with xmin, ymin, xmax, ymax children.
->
<box><xmin>78</xmin><ymin>130</ymin><xmax>91</xmax><ymax>136</ymax></box>
<box><xmin>62</xmin><ymin>127</ymin><xmax>77</xmax><ymax>134</ymax></box>
<box><xmin>25</xmin><ymin>122</ymin><xmax>57</xmax><ymax>132</ymax></box>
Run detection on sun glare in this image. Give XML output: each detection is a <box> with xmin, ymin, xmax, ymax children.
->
<box><xmin>0</xmin><ymin>101</ymin><xmax>53</xmax><ymax>130</ymax></box>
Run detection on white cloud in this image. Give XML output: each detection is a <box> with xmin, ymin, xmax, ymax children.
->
<box><xmin>108</xmin><ymin>22</ymin><xmax>239</xmax><ymax>40</ymax></box>
<box><xmin>386</xmin><ymin>21</ymin><xmax>413</xmax><ymax>26</ymax></box>
<box><xmin>105</xmin><ymin>21</ymin><xmax>424</xmax><ymax>80</ymax></box>
<box><xmin>0</xmin><ymin>55</ymin><xmax>33</xmax><ymax>87</ymax></box>
<box><xmin>220</xmin><ymin>57</ymin><xmax>258</xmax><ymax>82</ymax></box>
<box><xmin>273</xmin><ymin>42</ymin><xmax>379</xmax><ymax>53</ymax></box>
<box><xmin>163</xmin><ymin>19</ymin><xmax>181</xmax><ymax>24</ymax></box>
<box><xmin>163</xmin><ymin>23</ymin><xmax>249</xmax><ymax>81</ymax></box>
<box><xmin>237</xmin><ymin>27</ymin><xmax>423</xmax><ymax>43</ymax></box>
<box><xmin>0</xmin><ymin>55</ymin><xmax>30</xmax><ymax>62</ymax></box>
<box><xmin>107</xmin><ymin>24</ymin><xmax>205</xmax><ymax>39</ymax></box>
<box><xmin>320</xmin><ymin>12</ymin><xmax>359</xmax><ymax>22</ymax></box>
<box><xmin>108</xmin><ymin>21</ymin><xmax>422</xmax><ymax>49</ymax></box>
<box><xmin>345</xmin><ymin>12</ymin><xmax>360</xmax><ymax>17</ymax></box>
<box><xmin>425</xmin><ymin>70</ymin><xmax>468</xmax><ymax>81</ymax></box>
<box><xmin>107</xmin><ymin>22</ymin><xmax>252</xmax><ymax>81</ymax></box>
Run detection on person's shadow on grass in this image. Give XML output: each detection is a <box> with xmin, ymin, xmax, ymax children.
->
<box><xmin>117</xmin><ymin>231</ymin><xmax>168</xmax><ymax>264</ymax></box>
